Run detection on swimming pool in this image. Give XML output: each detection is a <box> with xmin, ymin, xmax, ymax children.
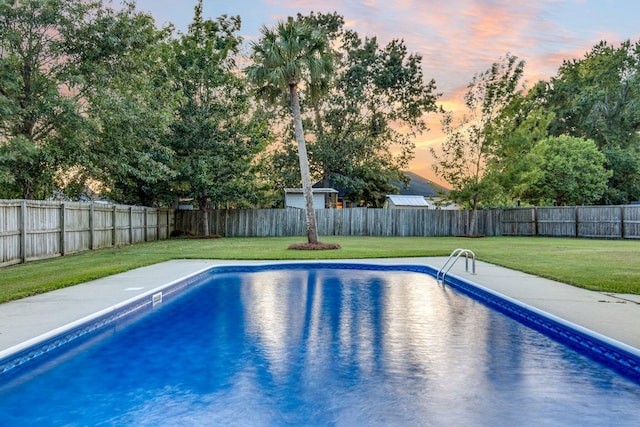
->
<box><xmin>1</xmin><ymin>263</ymin><xmax>640</xmax><ymax>425</ymax></box>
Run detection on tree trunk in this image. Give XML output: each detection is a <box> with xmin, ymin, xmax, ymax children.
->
<box><xmin>469</xmin><ymin>193</ymin><xmax>479</xmax><ymax>236</ymax></box>
<box><xmin>197</xmin><ymin>197</ymin><xmax>210</xmax><ymax>236</ymax></box>
<box><xmin>290</xmin><ymin>84</ymin><xmax>319</xmax><ymax>244</ymax></box>
<box><xmin>469</xmin><ymin>208</ymin><xmax>477</xmax><ymax>236</ymax></box>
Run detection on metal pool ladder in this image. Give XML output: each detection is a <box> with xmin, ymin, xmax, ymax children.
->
<box><xmin>436</xmin><ymin>248</ymin><xmax>476</xmax><ymax>283</ymax></box>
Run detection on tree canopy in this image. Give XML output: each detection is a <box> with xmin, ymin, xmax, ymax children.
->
<box><xmin>0</xmin><ymin>0</ymin><xmax>178</xmax><ymax>201</ymax></box>
<box><xmin>432</xmin><ymin>54</ymin><xmax>525</xmax><ymax>231</ymax></box>
<box><xmin>434</xmin><ymin>39</ymin><xmax>640</xmax><ymax>209</ymax></box>
<box><xmin>1</xmin><ymin>1</ymin><xmax>639</xmax><ymax>212</ymax></box>
<box><xmin>538</xmin><ymin>39</ymin><xmax>640</xmax><ymax>204</ymax></box>
<box><xmin>261</xmin><ymin>12</ymin><xmax>440</xmax><ymax>207</ymax></box>
<box><xmin>520</xmin><ymin>135</ymin><xmax>611</xmax><ymax>206</ymax></box>
<box><xmin>0</xmin><ymin>0</ymin><xmax>99</xmax><ymax>199</ymax></box>
<box><xmin>166</xmin><ymin>1</ymin><xmax>270</xmax><ymax>233</ymax></box>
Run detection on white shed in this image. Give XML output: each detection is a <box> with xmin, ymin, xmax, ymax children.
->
<box><xmin>284</xmin><ymin>188</ymin><xmax>338</xmax><ymax>209</ymax></box>
<box><xmin>384</xmin><ymin>195</ymin><xmax>431</xmax><ymax>209</ymax></box>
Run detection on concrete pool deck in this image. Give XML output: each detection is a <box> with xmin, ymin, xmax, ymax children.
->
<box><xmin>1</xmin><ymin>258</ymin><xmax>639</xmax><ymax>357</ymax></box>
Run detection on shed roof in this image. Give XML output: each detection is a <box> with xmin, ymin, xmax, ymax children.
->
<box><xmin>285</xmin><ymin>188</ymin><xmax>338</xmax><ymax>194</ymax></box>
<box><xmin>386</xmin><ymin>195</ymin><xmax>429</xmax><ymax>206</ymax></box>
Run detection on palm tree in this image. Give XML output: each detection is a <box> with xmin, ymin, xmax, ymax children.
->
<box><xmin>247</xmin><ymin>17</ymin><xmax>333</xmax><ymax>245</ymax></box>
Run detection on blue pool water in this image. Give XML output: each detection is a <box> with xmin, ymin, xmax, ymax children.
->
<box><xmin>1</xmin><ymin>265</ymin><xmax>640</xmax><ymax>426</ymax></box>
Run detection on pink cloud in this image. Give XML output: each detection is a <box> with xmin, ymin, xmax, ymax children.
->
<box><xmin>148</xmin><ymin>0</ymin><xmax>640</xmax><ymax>181</ymax></box>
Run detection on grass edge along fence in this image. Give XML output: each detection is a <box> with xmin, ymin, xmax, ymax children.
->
<box><xmin>0</xmin><ymin>200</ymin><xmax>175</xmax><ymax>267</ymax></box>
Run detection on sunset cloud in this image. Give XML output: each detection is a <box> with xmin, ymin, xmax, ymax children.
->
<box><xmin>133</xmin><ymin>0</ymin><xmax>640</xmax><ymax>184</ymax></box>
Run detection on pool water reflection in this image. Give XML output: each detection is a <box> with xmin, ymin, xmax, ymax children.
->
<box><xmin>0</xmin><ymin>267</ymin><xmax>639</xmax><ymax>425</ymax></box>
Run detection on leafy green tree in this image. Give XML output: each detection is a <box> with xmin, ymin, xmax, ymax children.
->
<box><xmin>167</xmin><ymin>2</ymin><xmax>271</xmax><ymax>234</ymax></box>
<box><xmin>247</xmin><ymin>16</ymin><xmax>333</xmax><ymax>244</ymax></box>
<box><xmin>71</xmin><ymin>2</ymin><xmax>179</xmax><ymax>205</ymax></box>
<box><xmin>262</xmin><ymin>12</ymin><xmax>440</xmax><ymax>207</ymax></box>
<box><xmin>0</xmin><ymin>0</ymin><xmax>95</xmax><ymax>199</ymax></box>
<box><xmin>599</xmin><ymin>146</ymin><xmax>640</xmax><ymax>204</ymax></box>
<box><xmin>482</xmin><ymin>83</ymin><xmax>554</xmax><ymax>204</ymax></box>
<box><xmin>432</xmin><ymin>54</ymin><xmax>525</xmax><ymax>233</ymax></box>
<box><xmin>542</xmin><ymin>40</ymin><xmax>640</xmax><ymax>203</ymax></box>
<box><xmin>0</xmin><ymin>0</ymin><xmax>178</xmax><ymax>202</ymax></box>
<box><xmin>311</xmin><ymin>16</ymin><xmax>439</xmax><ymax>206</ymax></box>
<box><xmin>520</xmin><ymin>135</ymin><xmax>611</xmax><ymax>206</ymax></box>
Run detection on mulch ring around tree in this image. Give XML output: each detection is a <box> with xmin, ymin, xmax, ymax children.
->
<box><xmin>288</xmin><ymin>242</ymin><xmax>342</xmax><ymax>250</ymax></box>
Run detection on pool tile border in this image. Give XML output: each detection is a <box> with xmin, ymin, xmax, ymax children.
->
<box><xmin>0</xmin><ymin>268</ymin><xmax>211</xmax><ymax>377</ymax></box>
<box><xmin>441</xmin><ymin>270</ymin><xmax>640</xmax><ymax>382</ymax></box>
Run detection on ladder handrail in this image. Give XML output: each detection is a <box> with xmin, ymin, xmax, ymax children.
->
<box><xmin>436</xmin><ymin>248</ymin><xmax>476</xmax><ymax>283</ymax></box>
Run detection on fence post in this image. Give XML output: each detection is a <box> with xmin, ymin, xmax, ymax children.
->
<box><xmin>167</xmin><ymin>209</ymin><xmax>171</xmax><ymax>238</ymax></box>
<box><xmin>89</xmin><ymin>203</ymin><xmax>95</xmax><ymax>250</ymax></box>
<box><xmin>153</xmin><ymin>208</ymin><xmax>158</xmax><ymax>241</ymax></box>
<box><xmin>20</xmin><ymin>200</ymin><xmax>27</xmax><ymax>264</ymax></box>
<box><xmin>112</xmin><ymin>205</ymin><xmax>117</xmax><ymax>247</ymax></box>
<box><xmin>129</xmin><ymin>206</ymin><xmax>133</xmax><ymax>244</ymax></box>
<box><xmin>152</xmin><ymin>208</ymin><xmax>157</xmax><ymax>241</ymax></box>
<box><xmin>621</xmin><ymin>206</ymin><xmax>625</xmax><ymax>239</ymax></box>
<box><xmin>575</xmin><ymin>207</ymin><xmax>579</xmax><ymax>238</ymax></box>
<box><xmin>60</xmin><ymin>202</ymin><xmax>66</xmax><ymax>256</ymax></box>
<box><xmin>144</xmin><ymin>207</ymin><xmax>148</xmax><ymax>242</ymax></box>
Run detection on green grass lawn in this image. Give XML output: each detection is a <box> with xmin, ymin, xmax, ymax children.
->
<box><xmin>1</xmin><ymin>236</ymin><xmax>639</xmax><ymax>304</ymax></box>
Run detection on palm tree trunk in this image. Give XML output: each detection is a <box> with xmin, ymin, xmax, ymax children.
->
<box><xmin>290</xmin><ymin>84</ymin><xmax>319</xmax><ymax>244</ymax></box>
<box><xmin>469</xmin><ymin>193</ymin><xmax>478</xmax><ymax>236</ymax></box>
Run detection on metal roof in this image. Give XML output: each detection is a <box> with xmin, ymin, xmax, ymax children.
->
<box><xmin>284</xmin><ymin>188</ymin><xmax>338</xmax><ymax>194</ymax></box>
<box><xmin>386</xmin><ymin>195</ymin><xmax>429</xmax><ymax>206</ymax></box>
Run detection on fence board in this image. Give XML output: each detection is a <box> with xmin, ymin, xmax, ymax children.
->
<box><xmin>0</xmin><ymin>202</ymin><xmax>21</xmax><ymax>266</ymax></box>
<box><xmin>157</xmin><ymin>209</ymin><xmax>171</xmax><ymax>240</ymax></box>
<box><xmin>25</xmin><ymin>201</ymin><xmax>60</xmax><ymax>261</ymax></box>
<box><xmin>578</xmin><ymin>206</ymin><xmax>621</xmax><ymax>239</ymax></box>
<box><xmin>114</xmin><ymin>206</ymin><xmax>131</xmax><ymax>245</ymax></box>
<box><xmin>536</xmin><ymin>207</ymin><xmax>576</xmax><ymax>237</ymax></box>
<box><xmin>623</xmin><ymin>206</ymin><xmax>640</xmax><ymax>239</ymax></box>
<box><xmin>502</xmin><ymin>208</ymin><xmax>536</xmax><ymax>236</ymax></box>
<box><xmin>92</xmin><ymin>204</ymin><xmax>115</xmax><ymax>249</ymax></box>
<box><xmin>0</xmin><ymin>200</ymin><xmax>175</xmax><ymax>265</ymax></box>
<box><xmin>63</xmin><ymin>203</ymin><xmax>91</xmax><ymax>254</ymax></box>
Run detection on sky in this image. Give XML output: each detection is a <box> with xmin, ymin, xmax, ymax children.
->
<box><xmin>131</xmin><ymin>0</ymin><xmax>640</xmax><ymax>185</ymax></box>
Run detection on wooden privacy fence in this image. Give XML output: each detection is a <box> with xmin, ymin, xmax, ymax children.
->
<box><xmin>0</xmin><ymin>200</ymin><xmax>175</xmax><ymax>267</ymax></box>
<box><xmin>176</xmin><ymin>208</ymin><xmax>503</xmax><ymax>238</ymax></box>
<box><xmin>502</xmin><ymin>205</ymin><xmax>640</xmax><ymax>239</ymax></box>
<box><xmin>176</xmin><ymin>205</ymin><xmax>640</xmax><ymax>240</ymax></box>
<box><xmin>4</xmin><ymin>202</ymin><xmax>639</xmax><ymax>267</ymax></box>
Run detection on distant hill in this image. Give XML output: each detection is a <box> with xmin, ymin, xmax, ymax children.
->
<box><xmin>391</xmin><ymin>172</ymin><xmax>449</xmax><ymax>197</ymax></box>
<box><xmin>314</xmin><ymin>171</ymin><xmax>449</xmax><ymax>198</ymax></box>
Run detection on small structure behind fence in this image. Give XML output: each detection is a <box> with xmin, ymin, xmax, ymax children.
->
<box><xmin>0</xmin><ymin>200</ymin><xmax>175</xmax><ymax>267</ymax></box>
